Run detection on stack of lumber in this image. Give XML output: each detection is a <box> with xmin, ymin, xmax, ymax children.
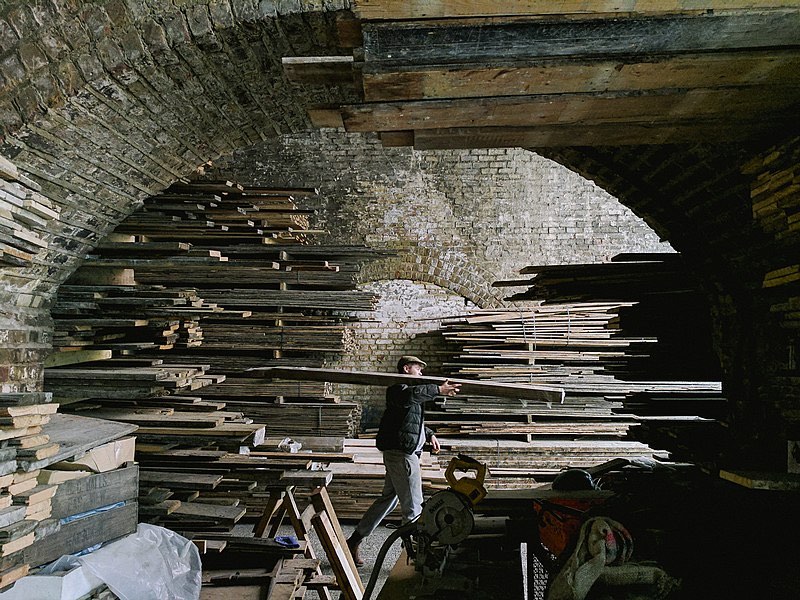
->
<box><xmin>196</xmin><ymin>322</ymin><xmax>356</xmax><ymax>353</ymax></box>
<box><xmin>430</xmin><ymin>253</ymin><xmax>725</xmax><ymax>468</ymax></box>
<box><xmin>0</xmin><ymin>155</ymin><xmax>59</xmax><ymax>268</ymax></box>
<box><xmin>220</xmin><ymin>401</ymin><xmax>360</xmax><ymax>439</ymax></box>
<box><xmin>498</xmin><ymin>253</ymin><xmax>695</xmax><ymax>302</ymax></box>
<box><xmin>747</xmin><ymin>135</ymin><xmax>800</xmax><ymax>246</ymax></box>
<box><xmin>40</xmin><ymin>361</ymin><xmax>343</xmax><ymax>535</ymax></box>
<box><xmin>50</xmin><ymin>284</ymin><xmax>215</xmax><ymax>357</ymax></box>
<box><xmin>44</xmin><ymin>363</ymin><xmax>221</xmax><ymax>403</ymax></box>
<box><xmin>39</xmin><ymin>181</ymin><xmax>390</xmax><ymax>538</ymax></box>
<box><xmin>435</xmin><ymin>438</ymin><xmax>669</xmax><ymax>489</ymax></box>
<box><xmin>193</xmin><ymin>377</ymin><xmax>334</xmax><ymax>401</ymax></box>
<box><xmin>749</xmin><ymin>139</ymin><xmax>800</xmax><ymax>338</ymax></box>
<box><xmin>0</xmin><ymin>397</ymin><xmax>138</xmax><ymax>588</ymax></box>
<box><xmin>134</xmin><ymin>447</ymin><xmax>333</xmax><ymax>533</ymax></box>
<box><xmin>45</xmin><ymin>179</ymin><xmax>384</xmax><ymax>444</ymax></box>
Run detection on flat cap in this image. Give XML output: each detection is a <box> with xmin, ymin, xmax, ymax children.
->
<box><xmin>397</xmin><ymin>355</ymin><xmax>427</xmax><ymax>370</ymax></box>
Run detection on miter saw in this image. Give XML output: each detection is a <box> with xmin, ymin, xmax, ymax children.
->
<box><xmin>363</xmin><ymin>455</ymin><xmax>488</xmax><ymax>600</ymax></box>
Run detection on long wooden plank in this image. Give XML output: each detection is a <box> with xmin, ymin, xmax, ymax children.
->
<box><xmin>363</xmin><ymin>50</ymin><xmax>800</xmax><ymax>102</ymax></box>
<box><xmin>362</xmin><ymin>12</ymin><xmax>800</xmax><ymax>63</ymax></box>
<box><xmin>247</xmin><ymin>367</ymin><xmax>565</xmax><ymax>403</ymax></box>
<box><xmin>353</xmin><ymin>0</ymin><xmax>799</xmax><ymax>20</ymax></box>
<box><xmin>22</xmin><ymin>502</ymin><xmax>138</xmax><ymax>569</ymax></box>
<box><xmin>341</xmin><ymin>86</ymin><xmax>799</xmax><ymax>133</ymax></box>
<box><xmin>408</xmin><ymin>118</ymin><xmax>791</xmax><ymax>148</ymax></box>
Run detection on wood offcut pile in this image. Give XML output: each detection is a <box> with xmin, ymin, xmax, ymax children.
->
<box><xmin>0</xmin><ymin>393</ymin><xmax>137</xmax><ymax>590</ymax></box>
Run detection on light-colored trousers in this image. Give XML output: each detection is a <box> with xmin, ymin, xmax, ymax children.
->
<box><xmin>354</xmin><ymin>449</ymin><xmax>423</xmax><ymax>538</ymax></box>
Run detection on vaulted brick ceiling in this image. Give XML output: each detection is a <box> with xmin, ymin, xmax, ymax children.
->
<box><xmin>1</xmin><ymin>1</ymin><xmax>799</xmax><ymax>466</ymax></box>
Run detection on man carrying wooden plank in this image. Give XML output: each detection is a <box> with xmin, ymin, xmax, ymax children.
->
<box><xmin>345</xmin><ymin>356</ymin><xmax>460</xmax><ymax>567</ymax></box>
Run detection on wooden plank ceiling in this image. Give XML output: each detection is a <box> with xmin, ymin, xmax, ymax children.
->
<box><xmin>291</xmin><ymin>1</ymin><xmax>800</xmax><ymax>148</ymax></box>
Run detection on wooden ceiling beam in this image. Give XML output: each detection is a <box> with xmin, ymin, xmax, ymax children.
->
<box><xmin>362</xmin><ymin>50</ymin><xmax>800</xmax><ymax>102</ymax></box>
<box><xmin>407</xmin><ymin>119</ymin><xmax>795</xmax><ymax>149</ymax></box>
<box><xmin>341</xmin><ymin>86</ymin><xmax>800</xmax><ymax>133</ymax></box>
<box><xmin>353</xmin><ymin>1</ymin><xmax>800</xmax><ymax>21</ymax></box>
<box><xmin>361</xmin><ymin>12</ymin><xmax>800</xmax><ymax>66</ymax></box>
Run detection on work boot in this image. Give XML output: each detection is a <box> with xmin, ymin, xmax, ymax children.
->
<box><xmin>346</xmin><ymin>532</ymin><xmax>365</xmax><ymax>567</ymax></box>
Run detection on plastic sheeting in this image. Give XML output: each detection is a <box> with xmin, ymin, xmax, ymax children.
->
<box><xmin>41</xmin><ymin>523</ymin><xmax>201</xmax><ymax>600</ymax></box>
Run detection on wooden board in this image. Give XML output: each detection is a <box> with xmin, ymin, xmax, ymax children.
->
<box><xmin>16</xmin><ymin>414</ymin><xmax>137</xmax><ymax>472</ymax></box>
<box><xmin>362</xmin><ymin>51</ymin><xmax>800</xmax><ymax>102</ymax></box>
<box><xmin>352</xmin><ymin>1</ymin><xmax>800</xmax><ymax>20</ymax></box>
<box><xmin>361</xmin><ymin>13</ymin><xmax>800</xmax><ymax>63</ymax></box>
<box><xmin>341</xmin><ymin>87</ymin><xmax>799</xmax><ymax>134</ymax></box>
<box><xmin>49</xmin><ymin>465</ymin><xmax>139</xmax><ymax>520</ymax></box>
<box><xmin>22</xmin><ymin>501</ymin><xmax>138</xmax><ymax>569</ymax></box>
<box><xmin>248</xmin><ymin>367</ymin><xmax>565</xmax><ymax>403</ymax></box>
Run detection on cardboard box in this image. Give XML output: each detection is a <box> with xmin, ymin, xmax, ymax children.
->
<box><xmin>52</xmin><ymin>437</ymin><xmax>135</xmax><ymax>473</ymax></box>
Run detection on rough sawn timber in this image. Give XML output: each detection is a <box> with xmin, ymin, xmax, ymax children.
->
<box><xmin>247</xmin><ymin>367</ymin><xmax>565</xmax><ymax>404</ymax></box>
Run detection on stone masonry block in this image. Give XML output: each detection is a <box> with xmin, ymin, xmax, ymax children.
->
<box><xmin>0</xmin><ymin>54</ymin><xmax>26</xmax><ymax>86</ymax></box>
<box><xmin>230</xmin><ymin>0</ymin><xmax>261</xmax><ymax>21</ymax></box>
<box><xmin>161</xmin><ymin>10</ymin><xmax>192</xmax><ymax>45</ymax></box>
<box><xmin>0</xmin><ymin>19</ymin><xmax>20</xmax><ymax>49</ymax></box>
<box><xmin>79</xmin><ymin>4</ymin><xmax>113</xmax><ymax>41</ymax></box>
<box><xmin>209</xmin><ymin>0</ymin><xmax>236</xmax><ymax>28</ymax></box>
<box><xmin>119</xmin><ymin>28</ymin><xmax>148</xmax><ymax>62</ymax></box>
<box><xmin>105</xmin><ymin>0</ymin><xmax>133</xmax><ymax>28</ymax></box>
<box><xmin>18</xmin><ymin>41</ymin><xmax>49</xmax><ymax>73</ymax></box>
<box><xmin>6</xmin><ymin>5</ymin><xmax>38</xmax><ymax>36</ymax></box>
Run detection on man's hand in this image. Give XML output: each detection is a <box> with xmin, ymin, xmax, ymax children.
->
<box><xmin>430</xmin><ymin>434</ymin><xmax>440</xmax><ymax>454</ymax></box>
<box><xmin>438</xmin><ymin>380</ymin><xmax>461</xmax><ymax>396</ymax></box>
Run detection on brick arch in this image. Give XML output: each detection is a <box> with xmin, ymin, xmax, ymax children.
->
<box><xmin>358</xmin><ymin>251</ymin><xmax>509</xmax><ymax>309</ymax></box>
<box><xmin>0</xmin><ymin>1</ymin><xmax>352</xmax><ymax>307</ymax></box>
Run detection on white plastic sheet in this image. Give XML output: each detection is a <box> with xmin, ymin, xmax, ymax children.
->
<box><xmin>42</xmin><ymin>523</ymin><xmax>201</xmax><ymax>600</ymax></box>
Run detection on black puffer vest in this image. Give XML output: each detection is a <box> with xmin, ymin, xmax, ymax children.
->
<box><xmin>375</xmin><ymin>382</ymin><xmax>439</xmax><ymax>454</ymax></box>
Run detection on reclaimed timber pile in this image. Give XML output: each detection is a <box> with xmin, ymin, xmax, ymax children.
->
<box><xmin>50</xmin><ymin>284</ymin><xmax>215</xmax><ymax>358</ymax></box>
<box><xmin>0</xmin><ymin>395</ymin><xmax>138</xmax><ymax>589</ymax></box>
<box><xmin>749</xmin><ymin>138</ymin><xmax>800</xmax><ymax>337</ymax></box>
<box><xmin>431</xmin><ymin>253</ymin><xmax>726</xmax><ymax>471</ymax></box>
<box><xmin>0</xmin><ymin>155</ymin><xmax>59</xmax><ymax>268</ymax></box>
<box><xmin>40</xmin><ymin>180</ymin><xmax>387</xmax><ymax>536</ymax></box>
<box><xmin>48</xmin><ymin>180</ymin><xmax>383</xmax><ymax>431</ymax></box>
<box><xmin>40</xmin><ymin>360</ymin><xmax>310</xmax><ymax>533</ymax></box>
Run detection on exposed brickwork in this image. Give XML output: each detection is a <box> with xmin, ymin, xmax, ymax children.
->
<box><xmin>210</xmin><ymin>130</ymin><xmax>672</xmax><ymax>429</ymax></box>
<box><xmin>212</xmin><ymin>129</ymin><xmax>671</xmax><ymax>301</ymax></box>
<box><xmin>323</xmin><ymin>280</ymin><xmax>472</xmax><ymax>428</ymax></box>
<box><xmin>0</xmin><ymin>308</ymin><xmax>51</xmax><ymax>390</ymax></box>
